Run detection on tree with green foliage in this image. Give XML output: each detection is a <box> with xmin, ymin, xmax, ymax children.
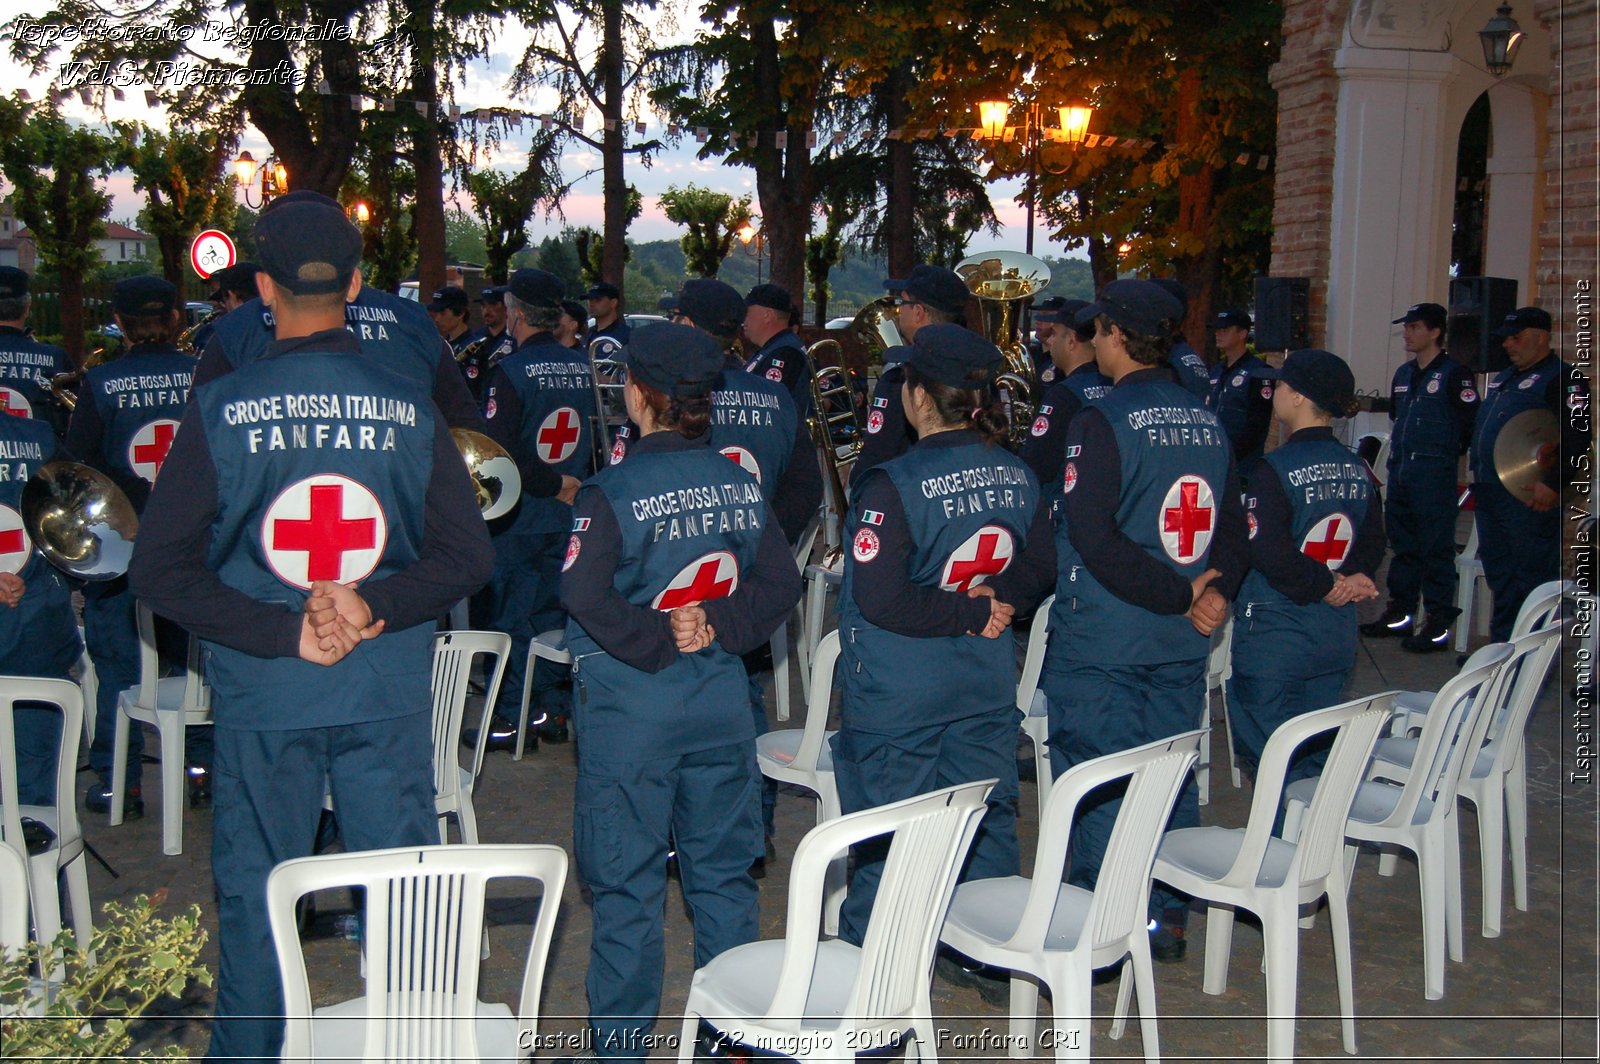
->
<box><xmin>464</xmin><ymin>133</ymin><xmax>566</xmax><ymax>284</ymax></box>
<box><xmin>117</xmin><ymin>125</ymin><xmax>240</xmax><ymax>290</ymax></box>
<box><xmin>657</xmin><ymin>183</ymin><xmax>752</xmax><ymax>278</ymax></box>
<box><xmin>571</xmin><ymin>185</ymin><xmax>643</xmax><ymax>289</ymax></box>
<box><xmin>0</xmin><ymin>95</ymin><xmax>124</xmax><ymax>361</ymax></box>
<box><xmin>534</xmin><ymin>232</ymin><xmax>585</xmax><ymax>294</ymax></box>
<box><xmin>805</xmin><ymin>200</ymin><xmax>845</xmax><ymax>325</ymax></box>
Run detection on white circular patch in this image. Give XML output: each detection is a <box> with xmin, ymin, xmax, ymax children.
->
<box><xmin>1461</xmin><ymin>387</ymin><xmax>1477</xmax><ymax>402</ymax></box>
<box><xmin>1062</xmin><ymin>462</ymin><xmax>1078</xmax><ymax>494</ymax></box>
<box><xmin>126</xmin><ymin>418</ymin><xmax>181</xmax><ymax>483</ymax></box>
<box><xmin>939</xmin><ymin>525</ymin><xmax>1015</xmax><ymax>592</ymax></box>
<box><xmin>262</xmin><ymin>474</ymin><xmax>387</xmax><ymax>590</ymax></box>
<box><xmin>466</xmin><ymin>364</ymin><xmax>479</xmax><ymax>379</ymax></box>
<box><xmin>1232</xmin><ymin>372</ymin><xmax>1246</xmax><ymax>387</ymax></box>
<box><xmin>0</xmin><ymin>504</ymin><xmax>31</xmax><ymax>575</ymax></box>
<box><xmin>0</xmin><ymin>386</ymin><xmax>33</xmax><ymax>419</ymax></box>
<box><xmin>1157</xmin><ymin>475</ymin><xmax>1216</xmax><ymax>565</ymax></box>
<box><xmin>1518</xmin><ymin>377</ymin><xmax>1536</xmax><ymax>389</ymax></box>
<box><xmin>719</xmin><ymin>444</ymin><xmax>762</xmax><ymax>483</ymax></box>
<box><xmin>652</xmin><ymin>550</ymin><xmax>740</xmax><ymax>611</ymax></box>
<box><xmin>1259</xmin><ymin>383</ymin><xmax>1273</xmax><ymax>399</ymax></box>
<box><xmin>561</xmin><ymin>534</ymin><xmax>581</xmax><ymax>572</ymax></box>
<box><xmin>852</xmin><ymin>527</ymin><xmax>880</xmax><ymax>563</ymax></box>
<box><xmin>765</xmin><ymin>368</ymin><xmax>783</xmax><ymax>383</ymax></box>
<box><xmin>1300</xmin><ymin>512</ymin><xmax>1354</xmax><ymax>570</ymax></box>
<box><xmin>866</xmin><ymin>409</ymin><xmax>884</xmax><ymax>434</ymax></box>
<box><xmin>535</xmin><ymin>406</ymin><xmax>583</xmax><ymax>464</ymax></box>
<box><xmin>484</xmin><ymin>397</ymin><xmax>498</xmax><ymax>419</ymax></box>
<box><xmin>609</xmin><ymin>435</ymin><xmax>627</xmax><ymax>465</ymax></box>
<box><xmin>1426</xmin><ymin>378</ymin><xmax>1440</xmax><ymax>394</ymax></box>
<box><xmin>1030</xmin><ymin>415</ymin><xmax>1050</xmax><ymax>437</ymax></box>
<box><xmin>1246</xmin><ymin>512</ymin><xmax>1258</xmax><ymax>540</ymax></box>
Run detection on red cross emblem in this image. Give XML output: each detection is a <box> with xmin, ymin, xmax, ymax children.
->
<box><xmin>1159</xmin><ymin>475</ymin><xmax>1215</xmax><ymax>564</ymax></box>
<box><xmin>1301</xmin><ymin>512</ymin><xmax>1353</xmax><ymax>569</ymax></box>
<box><xmin>0</xmin><ymin>387</ymin><xmax>32</xmax><ymax>419</ymax></box>
<box><xmin>765</xmin><ymin>368</ymin><xmax>783</xmax><ymax>383</ymax></box>
<box><xmin>1062</xmin><ymin>462</ymin><xmax>1078</xmax><ymax>494</ymax></box>
<box><xmin>536</xmin><ymin>406</ymin><xmax>582</xmax><ymax>464</ymax></box>
<box><xmin>652</xmin><ymin>551</ymin><xmax>740</xmax><ymax>611</ymax></box>
<box><xmin>1030</xmin><ymin>415</ymin><xmax>1050</xmax><ymax>437</ymax></box>
<box><xmin>0</xmin><ymin>504</ymin><xmax>30</xmax><ymax>575</ymax></box>
<box><xmin>719</xmin><ymin>445</ymin><xmax>761</xmax><ymax>483</ymax></box>
<box><xmin>263</xmin><ymin>474</ymin><xmax>387</xmax><ymax>590</ymax></box>
<box><xmin>866</xmin><ymin>409</ymin><xmax>884</xmax><ymax>434</ymax></box>
<box><xmin>609</xmin><ymin>435</ymin><xmax>627</xmax><ymax>465</ymax></box>
<box><xmin>940</xmin><ymin>525</ymin><xmax>1015</xmax><ymax>592</ymax></box>
<box><xmin>127</xmin><ymin>419</ymin><xmax>180</xmax><ymax>483</ymax></box>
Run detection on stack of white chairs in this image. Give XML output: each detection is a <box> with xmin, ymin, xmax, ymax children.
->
<box><xmin>1015</xmin><ymin>595</ymin><xmax>1054</xmax><ymax>822</ymax></box>
<box><xmin>772</xmin><ymin>510</ymin><xmax>823</xmax><ymax>722</ymax></box>
<box><xmin>1199</xmin><ymin>617</ymin><xmax>1241</xmax><ymax>802</ymax></box>
<box><xmin>518</xmin><ymin>630</ymin><xmax>571</xmax><ymax>761</ymax></box>
<box><xmin>431</xmin><ymin>630</ymin><xmax>511</xmax><ymax>846</ymax></box>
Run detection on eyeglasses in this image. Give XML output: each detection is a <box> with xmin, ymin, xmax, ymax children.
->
<box><xmin>892</xmin><ymin>298</ymin><xmax>922</xmax><ymax>310</ymax></box>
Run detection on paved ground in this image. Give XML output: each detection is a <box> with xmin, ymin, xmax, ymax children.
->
<box><xmin>47</xmin><ymin>590</ymin><xmax>1600</xmax><ymax>1062</ymax></box>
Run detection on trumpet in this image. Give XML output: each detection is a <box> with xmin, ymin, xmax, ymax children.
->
<box><xmin>47</xmin><ymin>343</ymin><xmax>121</xmax><ymax>413</ymax></box>
<box><xmin>178</xmin><ymin>308</ymin><xmax>221</xmax><ymax>355</ymax></box>
<box><xmin>450</xmin><ymin>428</ymin><xmax>521</xmax><ymax>520</ymax></box>
<box><xmin>955</xmin><ymin>250</ymin><xmax>1052</xmax><ymax>449</ymax></box>
<box><xmin>804</xmin><ymin>338</ymin><xmax>866</xmax><ymax>561</ymax></box>
<box><xmin>586</xmin><ymin>334</ymin><xmax>630</xmax><ymax>470</ymax></box>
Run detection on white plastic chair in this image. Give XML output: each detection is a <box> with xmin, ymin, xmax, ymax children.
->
<box><xmin>110</xmin><ymin>601</ymin><xmax>212</xmax><ymax>855</ymax></box>
<box><xmin>1015</xmin><ymin>594</ymin><xmax>1054</xmax><ymax>822</ymax></box>
<box><xmin>431</xmin><ymin>630</ymin><xmax>511</xmax><ymax>846</ymax></box>
<box><xmin>74</xmin><ymin>635</ymin><xmax>96</xmax><ymax>751</ymax></box>
<box><xmin>772</xmin><ymin>509</ymin><xmax>823</xmax><ymax>722</ymax></box>
<box><xmin>267</xmin><ymin>843</ymin><xmax>568</xmax><ymax>1063</ymax></box>
<box><xmin>518</xmin><ymin>630</ymin><xmax>571</xmax><ymax>761</ymax></box>
<box><xmin>676</xmin><ymin>780</ymin><xmax>994</xmax><ymax>1064</ymax></box>
<box><xmin>0</xmin><ymin>678</ymin><xmax>92</xmax><ymax>955</ymax></box>
<box><xmin>1283</xmin><ymin>644</ymin><xmax>1512</xmax><ymax>1000</ymax></box>
<box><xmin>801</xmin><ymin>555</ymin><xmax>843</xmax><ymax>678</ymax></box>
<box><xmin>1154</xmin><ymin>695</ymin><xmax>1392</xmax><ymax>1061</ymax></box>
<box><xmin>1451</xmin><ymin>491</ymin><xmax>1491</xmax><ymax>651</ymax></box>
<box><xmin>941</xmin><ymin>731</ymin><xmax>1202</xmax><ymax>1062</ymax></box>
<box><xmin>0</xmin><ymin>841</ymin><xmax>27</xmax><ymax>958</ymax></box>
<box><xmin>1200</xmin><ymin>617</ymin><xmax>1241</xmax><ymax>802</ymax></box>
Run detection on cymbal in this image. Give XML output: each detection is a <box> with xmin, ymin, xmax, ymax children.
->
<box><xmin>451</xmin><ymin>428</ymin><xmax>521</xmax><ymax>521</ymax></box>
<box><xmin>20</xmin><ymin>461</ymin><xmax>139</xmax><ymax>581</ymax></box>
<box><xmin>1493</xmin><ymin>408</ymin><xmax>1559</xmax><ymax>504</ymax></box>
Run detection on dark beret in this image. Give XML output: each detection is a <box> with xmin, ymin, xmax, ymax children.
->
<box><xmin>621</xmin><ymin>322</ymin><xmax>725</xmax><ymax>399</ymax></box>
<box><xmin>906</xmin><ymin>323</ymin><xmax>1004</xmax><ymax>387</ymax></box>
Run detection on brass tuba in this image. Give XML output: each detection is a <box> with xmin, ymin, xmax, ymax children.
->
<box><xmin>450</xmin><ymin>428</ymin><xmax>521</xmax><ymax>520</ymax></box>
<box><xmin>20</xmin><ymin>461</ymin><xmax>140</xmax><ymax>580</ymax></box>
<box><xmin>955</xmin><ymin>251</ymin><xmax>1052</xmax><ymax>448</ymax></box>
<box><xmin>848</xmin><ymin>296</ymin><xmax>905</xmax><ymax>360</ymax></box>
<box><xmin>804</xmin><ymin>338</ymin><xmax>866</xmax><ymax>560</ymax></box>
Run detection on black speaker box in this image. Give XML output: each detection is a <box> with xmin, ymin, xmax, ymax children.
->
<box><xmin>1448</xmin><ymin>276</ymin><xmax>1518</xmax><ymax>373</ymax></box>
<box><xmin>1253</xmin><ymin>277</ymin><xmax>1310</xmax><ymax>351</ymax></box>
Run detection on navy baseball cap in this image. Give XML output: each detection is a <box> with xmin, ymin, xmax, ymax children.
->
<box><xmin>260</xmin><ymin>189</ymin><xmax>341</xmax><ymax>214</ymax></box>
<box><xmin>208</xmin><ymin>263</ymin><xmax>261</xmax><ymax>301</ymax></box>
<box><xmin>885</xmin><ymin>265</ymin><xmax>969</xmax><ymax>317</ymax></box>
<box><xmin>584</xmin><ymin>281</ymin><xmax>621</xmax><ymax>300</ymax></box>
<box><xmin>1392</xmin><ymin>302</ymin><xmax>1447</xmax><ymax>329</ymax></box>
<box><xmin>1036</xmin><ymin>298</ymin><xmax>1090</xmax><ymax>325</ymax></box>
<box><xmin>667</xmin><ymin>279</ymin><xmax>746</xmax><ymax>337</ymax></box>
<box><xmin>255</xmin><ymin>201</ymin><xmax>362</xmax><ymax>295</ymax></box>
<box><xmin>906</xmin><ymin>323</ymin><xmax>1004</xmax><ymax>387</ymax></box>
<box><xmin>428</xmin><ymin>285</ymin><xmax>469</xmax><ymax>314</ymax></box>
<box><xmin>1491</xmin><ymin>305</ymin><xmax>1553</xmax><ymax>337</ymax></box>
<box><xmin>1212</xmin><ymin>308</ymin><xmax>1253</xmax><ymax>330</ymax></box>
<box><xmin>0</xmin><ymin>266</ymin><xmax>30</xmax><ymax>300</ymax></box>
<box><xmin>112</xmin><ymin>275</ymin><xmax>178</xmax><ymax>317</ymax></box>
<box><xmin>1256</xmin><ymin>348</ymin><xmax>1355</xmax><ymax>415</ymax></box>
<box><xmin>744</xmin><ymin>283</ymin><xmax>793</xmax><ymax>314</ymax></box>
<box><xmin>477</xmin><ymin>285</ymin><xmax>508</xmax><ymax>304</ymax></box>
<box><xmin>507</xmin><ymin>268</ymin><xmax>564</xmax><ymax>308</ymax></box>
<box><xmin>1076</xmin><ymin>279</ymin><xmax>1185</xmax><ymax>338</ymax></box>
<box><xmin>620</xmin><ymin>322</ymin><xmax>725</xmax><ymax>398</ymax></box>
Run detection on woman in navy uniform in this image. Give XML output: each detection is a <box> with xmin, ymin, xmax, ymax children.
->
<box><xmin>65</xmin><ymin>275</ymin><xmax>200</xmax><ymax>814</ymax></box>
<box><xmin>130</xmin><ymin>200</ymin><xmax>493</xmax><ymax>1063</ymax></box>
<box><xmin>1232</xmin><ymin>349</ymin><xmax>1384</xmax><ymax>787</ymax></box>
<box><xmin>559</xmin><ymin>323</ymin><xmax>801</xmax><ymax>1062</ymax></box>
<box><xmin>833</xmin><ymin>322</ymin><xmax>1055</xmax><ymax>949</ymax></box>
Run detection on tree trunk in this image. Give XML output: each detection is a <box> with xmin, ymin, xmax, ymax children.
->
<box><xmin>599</xmin><ymin>0</ymin><xmax>629</xmax><ymax>292</ymax></box>
<box><xmin>159</xmin><ymin>233</ymin><xmax>185</xmax><ymax>290</ymax></box>
<box><xmin>1087</xmin><ymin>233</ymin><xmax>1118</xmax><ymax>291</ymax></box>
<box><xmin>745</xmin><ymin>13</ymin><xmax>816</xmax><ymax>309</ymax></box>
<box><xmin>59</xmin><ymin>269</ymin><xmax>85</xmax><ymax>364</ymax></box>
<box><xmin>1173</xmin><ymin>67</ymin><xmax>1218</xmax><ymax>349</ymax></box>
<box><xmin>883</xmin><ymin>65</ymin><xmax>915</xmax><ymax>278</ymax></box>
<box><xmin>409</xmin><ymin>4</ymin><xmax>446</xmax><ymax>296</ymax></box>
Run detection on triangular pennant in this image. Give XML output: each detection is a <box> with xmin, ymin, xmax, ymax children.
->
<box><xmin>111</xmin><ymin>88</ymin><xmax>125</xmax><ymax>102</ymax></box>
<box><xmin>541</xmin><ymin>114</ymin><xmax>553</xmax><ymax>129</ymax></box>
<box><xmin>668</xmin><ymin>123</ymin><xmax>680</xmax><ymax>136</ymax></box>
<box><xmin>415</xmin><ymin>101</ymin><xmax>428</xmax><ymax>116</ymax></box>
<box><xmin>78</xmin><ymin>88</ymin><xmax>92</xmax><ymax>105</ymax></box>
<box><xmin>806</xmin><ymin>131</ymin><xmax>817</xmax><ymax>148</ymax></box>
<box><xmin>1257</xmin><ymin>155</ymin><xmax>1270</xmax><ymax>170</ymax></box>
<box><xmin>604</xmin><ymin>118</ymin><xmax>616</xmax><ymax>131</ymax></box>
<box><xmin>833</xmin><ymin>131</ymin><xmax>844</xmax><ymax>145</ymax></box>
<box><xmin>776</xmin><ymin>131</ymin><xmax>787</xmax><ymax>149</ymax></box>
<box><xmin>144</xmin><ymin>90</ymin><xmax>158</xmax><ymax>107</ymax></box>
<box><xmin>1100</xmin><ymin>135</ymin><xmax>1116</xmax><ymax>147</ymax></box>
<box><xmin>317</xmin><ymin>79</ymin><xmax>331</xmax><ymax>94</ymax></box>
<box><xmin>695</xmin><ymin>127</ymin><xmax>708</xmax><ymax>142</ymax></box>
<box><xmin>450</xmin><ymin>105</ymin><xmax>461</xmax><ymax>122</ymax></box>
<box><xmin>635</xmin><ymin>121</ymin><xmax>646</xmax><ymax>134</ymax></box>
<box><xmin>1085</xmin><ymin>133</ymin><xmax>1100</xmax><ymax>148</ymax></box>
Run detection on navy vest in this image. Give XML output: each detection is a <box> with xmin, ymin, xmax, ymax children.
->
<box><xmin>0</xmin><ymin>416</ymin><xmax>79</xmax><ymax>677</ymax></box>
<box><xmin>1207</xmin><ymin>352</ymin><xmax>1272</xmax><ymax>458</ymax></box>
<box><xmin>564</xmin><ymin>443</ymin><xmax>768</xmax><ymax>761</ymax></box>
<box><xmin>208</xmin><ymin>288</ymin><xmax>442</xmax><ymax>394</ymax></box>
<box><xmin>196</xmin><ymin>351</ymin><xmax>438</xmax><ymax>729</ymax></box>
<box><xmin>839</xmin><ymin>435</ymin><xmax>1040</xmax><ymax>733</ymax></box>
<box><xmin>1051</xmin><ymin>378</ymin><xmax>1231</xmax><ymax>664</ymax></box>
<box><xmin>1471</xmin><ymin>355</ymin><xmax>1561</xmax><ymax>483</ymax></box>
<box><xmin>80</xmin><ymin>344</ymin><xmax>193</xmax><ymax>511</ymax></box>
<box><xmin>0</xmin><ymin>327</ymin><xmax>71</xmax><ymax>434</ymax></box>
<box><xmin>744</xmin><ymin>331</ymin><xmax>813</xmax><ymax>420</ymax></box>
<box><xmin>1169</xmin><ymin>340</ymin><xmax>1211</xmax><ymax>399</ymax></box>
<box><xmin>1234</xmin><ymin>436</ymin><xmax>1372</xmax><ymax>675</ymax></box>
<box><xmin>489</xmin><ymin>337</ymin><xmax>597</xmax><ymax>534</ymax></box>
<box><xmin>1027</xmin><ymin>365</ymin><xmax>1110</xmax><ymax>519</ymax></box>
<box><xmin>1389</xmin><ymin>355</ymin><xmax>1470</xmax><ymax>464</ymax></box>
<box><xmin>451</xmin><ymin>327</ymin><xmax>490</xmax><ymax>400</ymax></box>
<box><xmin>708</xmin><ymin>365</ymin><xmax>797</xmax><ymax>489</ymax></box>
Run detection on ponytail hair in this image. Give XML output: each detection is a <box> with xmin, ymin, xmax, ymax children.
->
<box><xmin>903</xmin><ymin>363</ymin><xmax>1009</xmax><ymax>447</ymax></box>
<box><xmin>632</xmin><ymin>378</ymin><xmax>713</xmax><ymax>439</ymax></box>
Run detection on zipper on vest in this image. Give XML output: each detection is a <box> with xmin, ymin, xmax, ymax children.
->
<box><xmin>848</xmin><ymin>627</ymin><xmax>861</xmax><ymax>672</ymax></box>
<box><xmin>571</xmin><ymin>650</ymin><xmax>602</xmax><ymax>705</ymax></box>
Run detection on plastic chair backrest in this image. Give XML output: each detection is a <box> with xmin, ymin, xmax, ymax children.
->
<box><xmin>1511</xmin><ymin>580</ymin><xmax>1571</xmax><ymax>638</ymax></box>
<box><xmin>793</xmin><ymin>510</ymin><xmax>823</xmax><ymax>573</ymax></box>
<box><xmin>762</xmin><ymin>780</ymin><xmax>993</xmax><ymax>1032</ymax></box>
<box><xmin>1016</xmin><ymin>731</ymin><xmax>1201</xmax><ymax>955</ymax></box>
<box><xmin>1463</xmin><ymin>624</ymin><xmax>1561</xmax><ymax>779</ymax></box>
<box><xmin>789</xmin><ymin>631</ymin><xmax>841</xmax><ymax>776</ymax></box>
<box><xmin>0</xmin><ymin>842</ymin><xmax>27</xmax><ymax>959</ymax></box>
<box><xmin>430</xmin><ymin>630</ymin><xmax>511</xmax><ymax>790</ymax></box>
<box><xmin>1395</xmin><ymin>644</ymin><xmax>1512</xmax><ymax>823</ymax></box>
<box><xmin>267</xmin><ymin>843</ymin><xmax>568</xmax><ymax>1062</ymax></box>
<box><xmin>1206</xmin><ymin>617</ymin><xmax>1234</xmax><ymax>686</ymax></box>
<box><xmin>0</xmin><ymin>678</ymin><xmax>84</xmax><ymax>861</ymax></box>
<box><xmin>134</xmin><ymin>601</ymin><xmax>208</xmax><ymax>712</ymax></box>
<box><xmin>1015</xmin><ymin>594</ymin><xmax>1054</xmax><ymax>713</ymax></box>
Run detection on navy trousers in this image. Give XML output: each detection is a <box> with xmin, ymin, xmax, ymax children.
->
<box><xmin>1044</xmin><ymin>659</ymin><xmax>1203</xmax><ymax>924</ymax></box>
<box><xmin>1474</xmin><ymin>479</ymin><xmax>1560</xmax><ymax>641</ymax></box>
<box><xmin>204</xmin><ymin>713</ymin><xmax>436</xmax><ymax>1063</ymax></box>
<box><xmin>82</xmin><ymin>578</ymin><xmax>142</xmax><ymax>788</ymax></box>
<box><xmin>1229</xmin><ymin>669</ymin><xmax>1350</xmax><ymax>786</ymax></box>
<box><xmin>481</xmin><ymin>529</ymin><xmax>569</xmax><ymax>725</ymax></box>
<box><xmin>1384</xmin><ymin>457</ymin><xmax>1460</xmax><ymax>617</ymax></box>
<box><xmin>575</xmin><ymin>742</ymin><xmax>762</xmax><ymax>1063</ymax></box>
<box><xmin>832</xmin><ymin>703</ymin><xmax>1022</xmax><ymax>947</ymax></box>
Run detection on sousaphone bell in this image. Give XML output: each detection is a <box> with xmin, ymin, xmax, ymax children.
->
<box><xmin>21</xmin><ymin>462</ymin><xmax>139</xmax><ymax>580</ymax></box>
<box><xmin>451</xmin><ymin>429</ymin><xmax>521</xmax><ymax>521</ymax></box>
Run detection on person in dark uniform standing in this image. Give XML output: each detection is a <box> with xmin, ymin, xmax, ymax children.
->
<box><xmin>1151</xmin><ymin>278</ymin><xmax>1212</xmax><ymax>400</ymax></box>
<box><xmin>833</xmin><ymin>323</ymin><xmax>1055</xmax><ymax>957</ymax></box>
<box><xmin>742</xmin><ymin>283</ymin><xmax>811</xmax><ymax>419</ymax></box>
<box><xmin>129</xmin><ymin>199</ymin><xmax>493</xmax><ymax>1063</ymax></box>
<box><xmin>1231</xmin><ymin>349</ymin><xmax>1384</xmax><ymax>788</ymax></box>
<box><xmin>1030</xmin><ymin>294</ymin><xmax>1067</xmax><ymax>385</ymax></box>
<box><xmin>0</xmin><ymin>412</ymin><xmax>82</xmax><ymax>806</ymax></box>
<box><xmin>1470</xmin><ymin>306</ymin><xmax>1591</xmax><ymax>642</ymax></box>
<box><xmin>585</xmin><ymin>281</ymin><xmax>631</xmax><ymax>345</ymax></box>
<box><xmin>1361</xmin><ymin>301</ymin><xmax>1479</xmax><ymax>651</ymax></box>
<box><xmin>1021</xmin><ymin>299</ymin><xmax>1110</xmax><ymax>520</ymax></box>
<box><xmin>559</xmin><ymin>323</ymin><xmax>801</xmax><ymax>1062</ymax></box>
<box><xmin>428</xmin><ymin>285</ymin><xmax>489</xmax><ymax>400</ymax></box>
<box><xmin>556</xmin><ymin>297</ymin><xmax>588</xmax><ymax>350</ymax></box>
<box><xmin>849</xmin><ymin>265</ymin><xmax>971</xmax><ymax>486</ymax></box>
<box><xmin>190</xmin><ymin>264</ymin><xmax>262</xmax><ymax>354</ymax></box>
<box><xmin>65</xmin><ymin>276</ymin><xmax>203</xmax><ymax>814</ymax></box>
<box><xmin>1206</xmin><ymin>307</ymin><xmax>1274</xmax><ymax>467</ymax></box>
<box><xmin>477</xmin><ymin>284</ymin><xmax>518</xmax><ymax>369</ymax></box>
<box><xmin>0</xmin><ymin>266</ymin><xmax>73</xmax><ymax>441</ymax></box>
<box><xmin>1045</xmin><ymin>279</ymin><xmax>1248</xmax><ymax>962</ymax></box>
<box><xmin>472</xmin><ymin>269</ymin><xmax>592</xmax><ymax>751</ymax></box>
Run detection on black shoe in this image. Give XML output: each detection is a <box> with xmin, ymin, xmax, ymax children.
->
<box><xmin>86</xmin><ymin>782</ymin><xmax>142</xmax><ymax>820</ymax></box>
<box><xmin>934</xmin><ymin>948</ymin><xmax>1011</xmax><ymax>1007</ymax></box>
<box><xmin>539</xmin><ymin>715</ymin><xmax>569</xmax><ymax>744</ymax></box>
<box><xmin>1149</xmin><ymin>921</ymin><xmax>1187</xmax><ymax>963</ymax></box>
<box><xmin>1360</xmin><ymin>604</ymin><xmax>1414</xmax><ymax>638</ymax></box>
<box><xmin>462</xmin><ymin>717</ymin><xmax>522</xmax><ymax>754</ymax></box>
<box><xmin>187</xmin><ymin>766</ymin><xmax>213</xmax><ymax>808</ymax></box>
<box><xmin>749</xmin><ymin>835</ymin><xmax>777</xmax><ymax>880</ymax></box>
<box><xmin>1402</xmin><ymin>611</ymin><xmax>1456</xmax><ymax>653</ymax></box>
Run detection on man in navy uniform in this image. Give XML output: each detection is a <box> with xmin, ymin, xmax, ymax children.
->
<box><xmin>742</xmin><ymin>282</ymin><xmax>811</xmax><ymax>419</ymax></box>
<box><xmin>0</xmin><ymin>266</ymin><xmax>73</xmax><ymax>441</ymax></box>
<box><xmin>1470</xmin><ymin>305</ymin><xmax>1591</xmax><ymax>641</ymax></box>
<box><xmin>472</xmin><ymin>268</ymin><xmax>592</xmax><ymax>751</ymax></box>
<box><xmin>1045</xmin><ymin>279</ymin><xmax>1248</xmax><ymax>962</ymax></box>
<box><xmin>478</xmin><ymin>284</ymin><xmax>518</xmax><ymax>369</ymax></box>
<box><xmin>1206</xmin><ymin>307</ymin><xmax>1274</xmax><ymax>467</ymax></box>
<box><xmin>428</xmin><ymin>285</ymin><xmax>489</xmax><ymax>399</ymax></box>
<box><xmin>1361</xmin><ymin>301</ymin><xmax>1479</xmax><ymax>651</ymax></box>
<box><xmin>1021</xmin><ymin>299</ymin><xmax>1110</xmax><ymax>520</ymax></box>
<box><xmin>191</xmin><ymin>263</ymin><xmax>262</xmax><ymax>353</ymax></box>
<box><xmin>1151</xmin><ymin>278</ymin><xmax>1212</xmax><ymax>400</ymax></box>
<box><xmin>65</xmin><ymin>276</ymin><xmax>203</xmax><ymax>813</ymax></box>
<box><xmin>585</xmin><ymin>280</ymin><xmax>631</xmax><ymax>345</ymax></box>
<box><xmin>130</xmin><ymin>198</ymin><xmax>493</xmax><ymax>1062</ymax></box>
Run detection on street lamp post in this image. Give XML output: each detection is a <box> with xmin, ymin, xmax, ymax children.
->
<box><xmin>737</xmin><ymin>222</ymin><xmax>766</xmax><ymax>286</ymax></box>
<box><xmin>233</xmin><ymin>150</ymin><xmax>287</xmax><ymax>209</ymax></box>
<box><xmin>976</xmin><ymin>97</ymin><xmax>1094</xmax><ymax>255</ymax></box>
